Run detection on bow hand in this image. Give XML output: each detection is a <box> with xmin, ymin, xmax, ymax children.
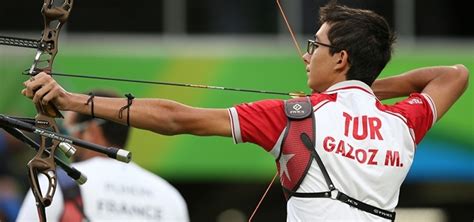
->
<box><xmin>22</xmin><ymin>72</ymin><xmax>71</xmax><ymax>112</ymax></box>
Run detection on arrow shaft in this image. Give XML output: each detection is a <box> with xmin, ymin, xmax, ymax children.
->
<box><xmin>38</xmin><ymin>72</ymin><xmax>301</xmax><ymax>96</ymax></box>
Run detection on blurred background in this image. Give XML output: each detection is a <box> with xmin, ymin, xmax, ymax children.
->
<box><xmin>0</xmin><ymin>0</ymin><xmax>473</xmax><ymax>221</ymax></box>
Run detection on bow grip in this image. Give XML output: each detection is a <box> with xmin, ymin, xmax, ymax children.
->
<box><xmin>35</xmin><ymin>102</ymin><xmax>63</xmax><ymax>118</ymax></box>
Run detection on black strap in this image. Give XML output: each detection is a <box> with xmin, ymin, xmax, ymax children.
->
<box><xmin>118</xmin><ymin>93</ymin><xmax>135</xmax><ymax>126</ymax></box>
<box><xmin>300</xmin><ymin>133</ymin><xmax>336</xmax><ymax>190</ymax></box>
<box><xmin>337</xmin><ymin>192</ymin><xmax>395</xmax><ymax>220</ymax></box>
<box><xmin>292</xmin><ymin>190</ymin><xmax>395</xmax><ymax>220</ymax></box>
<box><xmin>298</xmin><ymin>132</ymin><xmax>395</xmax><ymax>221</ymax></box>
<box><xmin>85</xmin><ymin>92</ymin><xmax>95</xmax><ymax>118</ymax></box>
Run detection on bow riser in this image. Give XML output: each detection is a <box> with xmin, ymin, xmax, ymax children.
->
<box><xmin>27</xmin><ymin>1</ymin><xmax>74</xmax><ymax>221</ymax></box>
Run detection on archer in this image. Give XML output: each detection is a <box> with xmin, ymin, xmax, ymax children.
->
<box><xmin>22</xmin><ymin>3</ymin><xmax>469</xmax><ymax>221</ymax></box>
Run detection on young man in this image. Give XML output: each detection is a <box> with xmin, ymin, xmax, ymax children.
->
<box><xmin>17</xmin><ymin>91</ymin><xmax>189</xmax><ymax>222</ymax></box>
<box><xmin>21</xmin><ymin>3</ymin><xmax>468</xmax><ymax>222</ymax></box>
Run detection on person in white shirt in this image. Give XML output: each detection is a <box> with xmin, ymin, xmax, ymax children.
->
<box><xmin>21</xmin><ymin>2</ymin><xmax>469</xmax><ymax>221</ymax></box>
<box><xmin>17</xmin><ymin>90</ymin><xmax>189</xmax><ymax>222</ymax></box>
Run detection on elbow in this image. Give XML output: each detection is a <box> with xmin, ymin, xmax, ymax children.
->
<box><xmin>149</xmin><ymin>122</ymin><xmax>181</xmax><ymax>136</ymax></box>
<box><xmin>151</xmin><ymin>114</ymin><xmax>184</xmax><ymax>136</ymax></box>
<box><xmin>148</xmin><ymin>106</ymin><xmax>183</xmax><ymax>136</ymax></box>
<box><xmin>454</xmin><ymin>64</ymin><xmax>469</xmax><ymax>77</ymax></box>
<box><xmin>453</xmin><ymin>64</ymin><xmax>470</xmax><ymax>90</ymax></box>
<box><xmin>149</xmin><ymin>110</ymin><xmax>193</xmax><ymax>136</ymax></box>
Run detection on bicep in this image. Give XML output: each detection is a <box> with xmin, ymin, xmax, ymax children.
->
<box><xmin>176</xmin><ymin>107</ymin><xmax>232</xmax><ymax>137</ymax></box>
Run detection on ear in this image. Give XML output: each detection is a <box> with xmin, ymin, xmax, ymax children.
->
<box><xmin>334</xmin><ymin>50</ymin><xmax>350</xmax><ymax>73</ymax></box>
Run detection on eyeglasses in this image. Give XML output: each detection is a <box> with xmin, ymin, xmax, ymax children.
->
<box><xmin>65</xmin><ymin>119</ymin><xmax>106</xmax><ymax>135</ymax></box>
<box><xmin>306</xmin><ymin>39</ymin><xmax>338</xmax><ymax>55</ymax></box>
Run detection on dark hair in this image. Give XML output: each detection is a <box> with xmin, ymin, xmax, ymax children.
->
<box><xmin>320</xmin><ymin>1</ymin><xmax>396</xmax><ymax>86</ymax></box>
<box><xmin>75</xmin><ymin>90</ymin><xmax>130</xmax><ymax>149</ymax></box>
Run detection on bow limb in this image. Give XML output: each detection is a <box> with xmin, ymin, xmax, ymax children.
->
<box><xmin>29</xmin><ymin>0</ymin><xmax>73</xmax><ymax>118</ymax></box>
<box><xmin>276</xmin><ymin>0</ymin><xmax>305</xmax><ymax>62</ymax></box>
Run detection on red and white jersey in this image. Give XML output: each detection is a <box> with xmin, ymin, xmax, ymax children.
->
<box><xmin>228</xmin><ymin>80</ymin><xmax>436</xmax><ymax>221</ymax></box>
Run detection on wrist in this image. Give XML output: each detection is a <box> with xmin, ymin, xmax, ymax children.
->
<box><xmin>62</xmin><ymin>93</ymin><xmax>86</xmax><ymax>112</ymax></box>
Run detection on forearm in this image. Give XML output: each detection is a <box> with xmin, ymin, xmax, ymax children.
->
<box><xmin>22</xmin><ymin>73</ymin><xmax>231</xmax><ymax>136</ymax></box>
<box><xmin>372</xmin><ymin>65</ymin><xmax>469</xmax><ymax>100</ymax></box>
<box><xmin>64</xmin><ymin>93</ymin><xmax>190</xmax><ymax>135</ymax></box>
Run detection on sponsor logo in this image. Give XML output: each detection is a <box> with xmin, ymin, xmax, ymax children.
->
<box><xmin>408</xmin><ymin>98</ymin><xmax>423</xmax><ymax>105</ymax></box>
<box><xmin>293</xmin><ymin>104</ymin><xmax>302</xmax><ymax>111</ymax></box>
<box><xmin>290</xmin><ymin>103</ymin><xmax>305</xmax><ymax>114</ymax></box>
<box><xmin>374</xmin><ymin>209</ymin><xmax>392</xmax><ymax>217</ymax></box>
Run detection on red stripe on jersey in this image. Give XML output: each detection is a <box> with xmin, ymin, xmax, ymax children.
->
<box><xmin>233</xmin><ymin>94</ymin><xmax>336</xmax><ymax>151</ymax></box>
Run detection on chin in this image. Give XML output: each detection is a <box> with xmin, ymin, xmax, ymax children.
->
<box><xmin>307</xmin><ymin>80</ymin><xmax>317</xmax><ymax>89</ymax></box>
<box><xmin>308</xmin><ymin>83</ymin><xmax>322</xmax><ymax>93</ymax></box>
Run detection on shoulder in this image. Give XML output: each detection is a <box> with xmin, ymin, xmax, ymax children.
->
<box><xmin>375</xmin><ymin>93</ymin><xmax>436</xmax><ymax>144</ymax></box>
<box><xmin>377</xmin><ymin>93</ymin><xmax>435</xmax><ymax>126</ymax></box>
<box><xmin>232</xmin><ymin>99</ymin><xmax>284</xmax><ymax>113</ymax></box>
<box><xmin>309</xmin><ymin>93</ymin><xmax>338</xmax><ymax>108</ymax></box>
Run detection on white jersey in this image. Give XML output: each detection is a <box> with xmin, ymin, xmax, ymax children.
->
<box><xmin>229</xmin><ymin>80</ymin><xmax>436</xmax><ymax>221</ymax></box>
<box><xmin>17</xmin><ymin>157</ymin><xmax>189</xmax><ymax>222</ymax></box>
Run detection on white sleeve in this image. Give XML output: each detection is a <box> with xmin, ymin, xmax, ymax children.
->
<box><xmin>421</xmin><ymin>93</ymin><xmax>437</xmax><ymax>127</ymax></box>
<box><xmin>228</xmin><ymin>107</ymin><xmax>243</xmax><ymax>144</ymax></box>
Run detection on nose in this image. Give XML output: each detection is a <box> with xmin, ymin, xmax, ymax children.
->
<box><xmin>302</xmin><ymin>53</ymin><xmax>311</xmax><ymax>65</ymax></box>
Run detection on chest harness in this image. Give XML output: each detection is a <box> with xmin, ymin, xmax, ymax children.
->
<box><xmin>277</xmin><ymin>97</ymin><xmax>395</xmax><ymax>221</ymax></box>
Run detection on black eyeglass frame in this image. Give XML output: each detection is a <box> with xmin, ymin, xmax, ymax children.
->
<box><xmin>306</xmin><ymin>39</ymin><xmax>339</xmax><ymax>55</ymax></box>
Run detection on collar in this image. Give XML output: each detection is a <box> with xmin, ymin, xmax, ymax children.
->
<box><xmin>323</xmin><ymin>80</ymin><xmax>375</xmax><ymax>96</ymax></box>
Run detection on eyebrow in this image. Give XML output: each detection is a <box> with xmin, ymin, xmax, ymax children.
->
<box><xmin>314</xmin><ymin>34</ymin><xmax>319</xmax><ymax>41</ymax></box>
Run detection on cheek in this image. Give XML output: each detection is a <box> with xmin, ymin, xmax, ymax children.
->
<box><xmin>307</xmin><ymin>54</ymin><xmax>328</xmax><ymax>90</ymax></box>
<box><xmin>309</xmin><ymin>56</ymin><xmax>320</xmax><ymax>77</ymax></box>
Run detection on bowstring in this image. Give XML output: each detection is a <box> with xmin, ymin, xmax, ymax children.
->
<box><xmin>248</xmin><ymin>172</ymin><xmax>278</xmax><ymax>222</ymax></box>
<box><xmin>276</xmin><ymin>0</ymin><xmax>305</xmax><ymax>61</ymax></box>
<box><xmin>248</xmin><ymin>1</ymin><xmax>305</xmax><ymax>220</ymax></box>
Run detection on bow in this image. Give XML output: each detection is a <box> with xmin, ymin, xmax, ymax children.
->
<box><xmin>27</xmin><ymin>1</ymin><xmax>73</xmax><ymax>220</ymax></box>
<box><xmin>0</xmin><ymin>0</ymin><xmax>304</xmax><ymax>221</ymax></box>
<box><xmin>0</xmin><ymin>1</ymin><xmax>131</xmax><ymax>221</ymax></box>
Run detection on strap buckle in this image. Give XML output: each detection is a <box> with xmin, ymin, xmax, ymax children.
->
<box><xmin>330</xmin><ymin>189</ymin><xmax>339</xmax><ymax>200</ymax></box>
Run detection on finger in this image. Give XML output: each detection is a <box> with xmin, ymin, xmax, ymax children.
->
<box><xmin>37</xmin><ymin>71</ymin><xmax>50</xmax><ymax>77</ymax></box>
<box><xmin>37</xmin><ymin>72</ymin><xmax>55</xmax><ymax>82</ymax></box>
<box><xmin>22</xmin><ymin>81</ymin><xmax>30</xmax><ymax>98</ymax></box>
<box><xmin>32</xmin><ymin>82</ymin><xmax>54</xmax><ymax>104</ymax></box>
<box><xmin>23</xmin><ymin>79</ymin><xmax>35</xmax><ymax>97</ymax></box>
<box><xmin>22</xmin><ymin>84</ymin><xmax>35</xmax><ymax>98</ymax></box>
<box><xmin>41</xmin><ymin>83</ymin><xmax>62</xmax><ymax>105</ymax></box>
<box><xmin>25</xmin><ymin>73</ymin><xmax>55</xmax><ymax>95</ymax></box>
<box><xmin>25</xmin><ymin>78</ymin><xmax>45</xmax><ymax>92</ymax></box>
<box><xmin>41</xmin><ymin>88</ymin><xmax>57</xmax><ymax>106</ymax></box>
